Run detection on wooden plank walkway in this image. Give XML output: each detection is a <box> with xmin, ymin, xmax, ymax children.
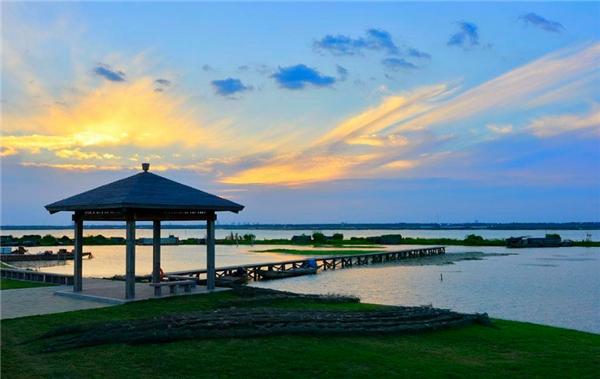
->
<box><xmin>1</xmin><ymin>246</ymin><xmax>445</xmax><ymax>285</ymax></box>
<box><xmin>167</xmin><ymin>246</ymin><xmax>445</xmax><ymax>282</ymax></box>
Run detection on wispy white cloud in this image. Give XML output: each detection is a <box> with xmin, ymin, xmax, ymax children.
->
<box><xmin>528</xmin><ymin>106</ymin><xmax>600</xmax><ymax>137</ymax></box>
<box><xmin>392</xmin><ymin>43</ymin><xmax>600</xmax><ymax>133</ymax></box>
<box><xmin>486</xmin><ymin>124</ymin><xmax>513</xmax><ymax>135</ymax></box>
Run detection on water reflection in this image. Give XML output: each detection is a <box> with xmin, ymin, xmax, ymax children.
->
<box><xmin>25</xmin><ymin>244</ymin><xmax>317</xmax><ymax>277</ymax></box>
<box><xmin>15</xmin><ymin>242</ymin><xmax>600</xmax><ymax>334</ymax></box>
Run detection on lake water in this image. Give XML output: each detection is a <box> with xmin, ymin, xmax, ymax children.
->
<box><xmin>257</xmin><ymin>246</ymin><xmax>600</xmax><ymax>334</ymax></box>
<box><xmin>3</xmin><ymin>228</ymin><xmax>599</xmax><ymax>334</ymax></box>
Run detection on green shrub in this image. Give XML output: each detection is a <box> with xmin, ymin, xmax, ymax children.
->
<box><xmin>312</xmin><ymin>232</ymin><xmax>326</xmax><ymax>243</ymax></box>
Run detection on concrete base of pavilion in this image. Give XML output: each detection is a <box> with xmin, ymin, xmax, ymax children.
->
<box><xmin>54</xmin><ymin>278</ymin><xmax>229</xmax><ymax>305</ymax></box>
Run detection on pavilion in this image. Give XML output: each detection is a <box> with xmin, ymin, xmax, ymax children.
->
<box><xmin>45</xmin><ymin>163</ymin><xmax>244</xmax><ymax>299</ymax></box>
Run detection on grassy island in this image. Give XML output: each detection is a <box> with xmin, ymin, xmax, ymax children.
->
<box><xmin>1</xmin><ymin>287</ymin><xmax>599</xmax><ymax>378</ymax></box>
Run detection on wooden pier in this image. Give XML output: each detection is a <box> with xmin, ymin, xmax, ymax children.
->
<box><xmin>0</xmin><ymin>267</ymin><xmax>74</xmax><ymax>285</ymax></box>
<box><xmin>0</xmin><ymin>246</ymin><xmax>444</xmax><ymax>286</ymax></box>
<box><xmin>167</xmin><ymin>246</ymin><xmax>445</xmax><ymax>282</ymax></box>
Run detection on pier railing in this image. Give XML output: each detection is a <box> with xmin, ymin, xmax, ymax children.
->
<box><xmin>0</xmin><ymin>267</ymin><xmax>74</xmax><ymax>285</ymax></box>
<box><xmin>167</xmin><ymin>246</ymin><xmax>445</xmax><ymax>281</ymax></box>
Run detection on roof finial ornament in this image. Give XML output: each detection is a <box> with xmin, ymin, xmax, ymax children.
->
<box><xmin>142</xmin><ymin>163</ymin><xmax>150</xmax><ymax>172</ymax></box>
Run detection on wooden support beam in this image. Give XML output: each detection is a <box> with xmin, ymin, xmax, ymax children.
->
<box><xmin>73</xmin><ymin>215</ymin><xmax>83</xmax><ymax>292</ymax></box>
<box><xmin>125</xmin><ymin>219</ymin><xmax>136</xmax><ymax>299</ymax></box>
<box><xmin>206</xmin><ymin>213</ymin><xmax>216</xmax><ymax>290</ymax></box>
<box><xmin>78</xmin><ymin>209</ymin><xmax>215</xmax><ymax>221</ymax></box>
<box><xmin>152</xmin><ymin>220</ymin><xmax>161</xmax><ymax>296</ymax></box>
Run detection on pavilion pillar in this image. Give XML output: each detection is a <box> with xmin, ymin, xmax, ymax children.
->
<box><xmin>206</xmin><ymin>213</ymin><xmax>216</xmax><ymax>290</ymax></box>
<box><xmin>125</xmin><ymin>218</ymin><xmax>136</xmax><ymax>299</ymax></box>
<box><xmin>73</xmin><ymin>214</ymin><xmax>83</xmax><ymax>292</ymax></box>
<box><xmin>152</xmin><ymin>220</ymin><xmax>161</xmax><ymax>296</ymax></box>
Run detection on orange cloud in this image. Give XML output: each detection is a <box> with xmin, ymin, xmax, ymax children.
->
<box><xmin>221</xmin><ymin>154</ymin><xmax>377</xmax><ymax>186</ymax></box>
<box><xmin>346</xmin><ymin>134</ymin><xmax>409</xmax><ymax>147</ymax></box>
<box><xmin>54</xmin><ymin>149</ymin><xmax>119</xmax><ymax>160</ymax></box>
<box><xmin>313</xmin><ymin>84</ymin><xmax>451</xmax><ymax>147</ymax></box>
<box><xmin>381</xmin><ymin>160</ymin><xmax>418</xmax><ymax>170</ymax></box>
<box><xmin>20</xmin><ymin>162</ymin><xmax>125</xmax><ymax>171</ymax></box>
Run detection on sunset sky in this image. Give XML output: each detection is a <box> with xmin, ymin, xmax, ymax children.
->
<box><xmin>1</xmin><ymin>2</ymin><xmax>599</xmax><ymax>225</ymax></box>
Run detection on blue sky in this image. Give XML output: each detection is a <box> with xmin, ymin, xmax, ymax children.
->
<box><xmin>1</xmin><ymin>2</ymin><xmax>599</xmax><ymax>224</ymax></box>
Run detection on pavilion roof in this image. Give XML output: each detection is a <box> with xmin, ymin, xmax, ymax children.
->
<box><xmin>45</xmin><ymin>165</ymin><xmax>244</xmax><ymax>214</ymax></box>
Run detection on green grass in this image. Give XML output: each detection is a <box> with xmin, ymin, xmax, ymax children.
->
<box><xmin>311</xmin><ymin>244</ymin><xmax>381</xmax><ymax>248</ymax></box>
<box><xmin>1</xmin><ymin>291</ymin><xmax>599</xmax><ymax>378</ymax></box>
<box><xmin>0</xmin><ymin>278</ymin><xmax>55</xmax><ymax>290</ymax></box>
<box><xmin>250</xmin><ymin>248</ymin><xmax>385</xmax><ymax>255</ymax></box>
<box><xmin>573</xmin><ymin>241</ymin><xmax>600</xmax><ymax>247</ymax></box>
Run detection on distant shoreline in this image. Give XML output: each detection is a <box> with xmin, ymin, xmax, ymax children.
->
<box><xmin>1</xmin><ymin>222</ymin><xmax>599</xmax><ymax>231</ymax></box>
<box><xmin>2</xmin><ymin>231</ymin><xmax>599</xmax><ymax>248</ymax></box>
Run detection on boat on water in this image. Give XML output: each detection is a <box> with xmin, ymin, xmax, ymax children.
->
<box><xmin>258</xmin><ymin>267</ymin><xmax>318</xmax><ymax>280</ymax></box>
<box><xmin>0</xmin><ymin>247</ymin><xmax>93</xmax><ymax>262</ymax></box>
<box><xmin>217</xmin><ymin>275</ymin><xmax>249</xmax><ymax>286</ymax></box>
<box><xmin>217</xmin><ymin>267</ymin><xmax>250</xmax><ymax>285</ymax></box>
<box><xmin>136</xmin><ymin>235</ymin><xmax>180</xmax><ymax>246</ymax></box>
<box><xmin>506</xmin><ymin>234</ymin><xmax>573</xmax><ymax>248</ymax></box>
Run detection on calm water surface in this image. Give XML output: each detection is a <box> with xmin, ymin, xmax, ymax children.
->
<box><xmin>256</xmin><ymin>246</ymin><xmax>600</xmax><ymax>334</ymax></box>
<box><xmin>5</xmin><ymin>228</ymin><xmax>599</xmax><ymax>334</ymax></box>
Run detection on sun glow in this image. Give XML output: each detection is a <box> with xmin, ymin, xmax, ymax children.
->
<box><xmin>1</xmin><ymin>79</ymin><xmax>214</xmax><ymax>158</ymax></box>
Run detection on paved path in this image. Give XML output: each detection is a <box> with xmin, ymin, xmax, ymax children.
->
<box><xmin>1</xmin><ymin>278</ymin><xmax>227</xmax><ymax>320</ymax></box>
<box><xmin>1</xmin><ymin>284</ymin><xmax>113</xmax><ymax>320</ymax></box>
<box><xmin>54</xmin><ymin>277</ymin><xmax>225</xmax><ymax>304</ymax></box>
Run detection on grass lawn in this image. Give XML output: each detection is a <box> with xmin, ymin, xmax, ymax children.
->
<box><xmin>251</xmin><ymin>248</ymin><xmax>385</xmax><ymax>255</ymax></box>
<box><xmin>310</xmin><ymin>244</ymin><xmax>382</xmax><ymax>249</ymax></box>
<box><xmin>1</xmin><ymin>290</ymin><xmax>599</xmax><ymax>379</ymax></box>
<box><xmin>0</xmin><ymin>278</ymin><xmax>56</xmax><ymax>290</ymax></box>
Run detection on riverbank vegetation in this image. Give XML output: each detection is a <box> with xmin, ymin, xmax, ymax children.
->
<box><xmin>3</xmin><ymin>222</ymin><xmax>598</xmax><ymax>231</ymax></box>
<box><xmin>2</xmin><ymin>232</ymin><xmax>598</xmax><ymax>248</ymax></box>
<box><xmin>1</xmin><ymin>288</ymin><xmax>598</xmax><ymax>378</ymax></box>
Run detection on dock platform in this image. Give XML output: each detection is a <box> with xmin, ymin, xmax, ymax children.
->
<box><xmin>167</xmin><ymin>246</ymin><xmax>445</xmax><ymax>282</ymax></box>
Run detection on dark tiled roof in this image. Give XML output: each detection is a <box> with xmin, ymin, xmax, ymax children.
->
<box><xmin>45</xmin><ymin>171</ymin><xmax>244</xmax><ymax>213</ymax></box>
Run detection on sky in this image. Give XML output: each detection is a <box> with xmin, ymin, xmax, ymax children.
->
<box><xmin>1</xmin><ymin>2</ymin><xmax>599</xmax><ymax>225</ymax></box>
